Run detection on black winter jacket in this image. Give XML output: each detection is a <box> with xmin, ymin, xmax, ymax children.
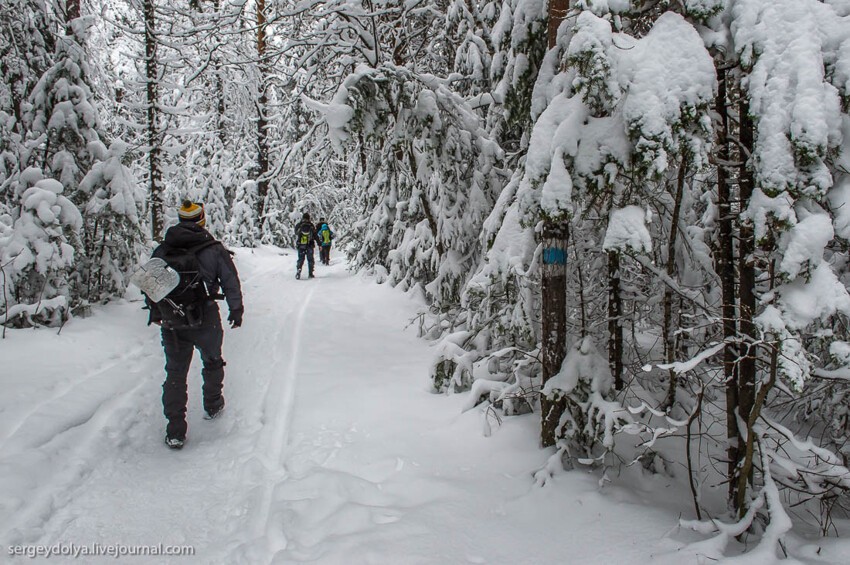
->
<box><xmin>149</xmin><ymin>222</ymin><xmax>243</xmax><ymax>321</ymax></box>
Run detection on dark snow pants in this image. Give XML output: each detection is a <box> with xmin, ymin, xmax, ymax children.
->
<box><xmin>320</xmin><ymin>245</ymin><xmax>331</xmax><ymax>265</ymax></box>
<box><xmin>296</xmin><ymin>245</ymin><xmax>314</xmax><ymax>275</ymax></box>
<box><xmin>160</xmin><ymin>304</ymin><xmax>225</xmax><ymax>439</ymax></box>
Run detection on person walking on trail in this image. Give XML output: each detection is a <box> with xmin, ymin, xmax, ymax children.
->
<box><xmin>317</xmin><ymin>218</ymin><xmax>334</xmax><ymax>266</ymax></box>
<box><xmin>294</xmin><ymin>212</ymin><xmax>319</xmax><ymax>279</ymax></box>
<box><xmin>145</xmin><ymin>200</ymin><xmax>243</xmax><ymax>450</ymax></box>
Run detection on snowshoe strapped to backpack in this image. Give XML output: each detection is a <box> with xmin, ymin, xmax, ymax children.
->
<box><xmin>154</xmin><ymin>240</ymin><xmax>218</xmax><ymax>329</ymax></box>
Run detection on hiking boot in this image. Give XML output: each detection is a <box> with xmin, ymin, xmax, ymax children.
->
<box><xmin>308</xmin><ymin>271</ymin><xmax>315</xmax><ymax>278</ymax></box>
<box><xmin>165</xmin><ymin>436</ymin><xmax>185</xmax><ymax>450</ymax></box>
<box><xmin>204</xmin><ymin>405</ymin><xmax>224</xmax><ymax>420</ymax></box>
<box><xmin>295</xmin><ymin>271</ymin><xmax>301</xmax><ymax>280</ymax></box>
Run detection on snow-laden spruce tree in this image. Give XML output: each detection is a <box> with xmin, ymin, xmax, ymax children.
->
<box><xmin>180</xmin><ymin>138</ymin><xmax>234</xmax><ymax>240</ymax></box>
<box><xmin>260</xmin><ymin>182</ymin><xmax>290</xmax><ymax>247</ymax></box>
<box><xmin>486</xmin><ymin>0</ymin><xmax>549</xmax><ymax>155</ymax></box>
<box><xmin>23</xmin><ymin>16</ymin><xmax>100</xmax><ymax>204</ymax></box>
<box><xmin>0</xmin><ymin>170</ymin><xmax>82</xmax><ymax>326</ymax></box>
<box><xmin>77</xmin><ymin>141</ymin><xmax>145</xmax><ymax>303</ymax></box>
<box><xmin>0</xmin><ymin>111</ymin><xmax>19</xmax><ymax>209</ymax></box>
<box><xmin>0</xmin><ymin>0</ymin><xmax>55</xmax><ymax>128</ymax></box>
<box><xmin>1</xmin><ymin>7</ymin><xmax>143</xmax><ymax>314</ymax></box>
<box><xmin>404</xmin><ymin>0</ymin><xmax>551</xmax><ymax>393</ymax></box>
<box><xmin>226</xmin><ymin>180</ymin><xmax>259</xmax><ymax>247</ymax></box>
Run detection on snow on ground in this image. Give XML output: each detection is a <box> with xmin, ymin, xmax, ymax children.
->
<box><xmin>2</xmin><ymin>247</ymin><xmax>849</xmax><ymax>564</ymax></box>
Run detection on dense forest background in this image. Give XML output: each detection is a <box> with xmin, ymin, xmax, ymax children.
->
<box><xmin>3</xmin><ymin>0</ymin><xmax>850</xmax><ymax>555</ymax></box>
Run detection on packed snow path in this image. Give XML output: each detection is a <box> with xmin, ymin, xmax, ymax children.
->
<box><xmin>6</xmin><ymin>248</ymin><xmax>848</xmax><ymax>564</ymax></box>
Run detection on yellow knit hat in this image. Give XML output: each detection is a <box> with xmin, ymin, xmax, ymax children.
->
<box><xmin>178</xmin><ymin>200</ymin><xmax>206</xmax><ymax>226</ymax></box>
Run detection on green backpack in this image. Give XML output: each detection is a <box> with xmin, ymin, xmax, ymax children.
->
<box><xmin>319</xmin><ymin>225</ymin><xmax>332</xmax><ymax>245</ymax></box>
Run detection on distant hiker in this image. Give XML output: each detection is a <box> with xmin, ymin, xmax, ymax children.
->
<box><xmin>317</xmin><ymin>218</ymin><xmax>334</xmax><ymax>266</ymax></box>
<box><xmin>145</xmin><ymin>200</ymin><xmax>243</xmax><ymax>450</ymax></box>
<box><xmin>294</xmin><ymin>212</ymin><xmax>319</xmax><ymax>279</ymax></box>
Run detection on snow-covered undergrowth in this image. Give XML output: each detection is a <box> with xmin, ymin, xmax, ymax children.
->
<box><xmin>1</xmin><ymin>248</ymin><xmax>849</xmax><ymax>564</ymax></box>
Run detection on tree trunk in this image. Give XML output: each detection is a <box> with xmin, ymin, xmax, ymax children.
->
<box><xmin>540</xmin><ymin>220</ymin><xmax>569</xmax><ymax>447</ymax></box>
<box><xmin>65</xmin><ymin>0</ymin><xmax>80</xmax><ymax>30</ymax></box>
<box><xmin>255</xmin><ymin>0</ymin><xmax>270</xmax><ymax>218</ymax></box>
<box><xmin>547</xmin><ymin>0</ymin><xmax>569</xmax><ymax>49</ymax></box>
<box><xmin>214</xmin><ymin>0</ymin><xmax>226</xmax><ymax>147</ymax></box>
<box><xmin>736</xmin><ymin>96</ymin><xmax>757</xmax><ymax>511</ymax></box>
<box><xmin>144</xmin><ymin>0</ymin><xmax>163</xmax><ymax>240</ymax></box>
<box><xmin>608</xmin><ymin>250</ymin><xmax>624</xmax><ymax>391</ymax></box>
<box><xmin>662</xmin><ymin>161</ymin><xmax>686</xmax><ymax>410</ymax></box>
<box><xmin>715</xmin><ymin>65</ymin><xmax>740</xmax><ymax>507</ymax></box>
<box><xmin>575</xmin><ymin>243</ymin><xmax>587</xmax><ymax>338</ymax></box>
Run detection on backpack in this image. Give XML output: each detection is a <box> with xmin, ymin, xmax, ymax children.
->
<box><xmin>319</xmin><ymin>224</ymin><xmax>332</xmax><ymax>245</ymax></box>
<box><xmin>297</xmin><ymin>223</ymin><xmax>313</xmax><ymax>248</ymax></box>
<box><xmin>156</xmin><ymin>241</ymin><xmax>218</xmax><ymax>329</ymax></box>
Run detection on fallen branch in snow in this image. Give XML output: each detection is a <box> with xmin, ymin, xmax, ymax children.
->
<box><xmin>656</xmin><ymin>342</ymin><xmax>725</xmax><ymax>375</ymax></box>
<box><xmin>811</xmin><ymin>368</ymin><xmax>850</xmax><ymax>382</ymax></box>
<box><xmin>680</xmin><ymin>492</ymin><xmax>764</xmax><ymax>560</ymax></box>
<box><xmin>462</xmin><ymin>379</ymin><xmax>509</xmax><ymax>412</ymax></box>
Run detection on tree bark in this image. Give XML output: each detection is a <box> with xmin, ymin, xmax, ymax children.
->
<box><xmin>715</xmin><ymin>65</ymin><xmax>740</xmax><ymax>506</ymax></box>
<box><xmin>540</xmin><ymin>220</ymin><xmax>569</xmax><ymax>447</ymax></box>
<box><xmin>144</xmin><ymin>0</ymin><xmax>163</xmax><ymax>240</ymax></box>
<box><xmin>736</xmin><ymin>96</ymin><xmax>757</xmax><ymax>508</ymax></box>
<box><xmin>662</xmin><ymin>161</ymin><xmax>686</xmax><ymax>410</ymax></box>
<box><xmin>65</xmin><ymin>0</ymin><xmax>80</xmax><ymax>30</ymax></box>
<box><xmin>256</xmin><ymin>0</ymin><xmax>270</xmax><ymax>217</ymax></box>
<box><xmin>214</xmin><ymin>0</ymin><xmax>226</xmax><ymax>147</ymax></box>
<box><xmin>575</xmin><ymin>243</ymin><xmax>587</xmax><ymax>338</ymax></box>
<box><xmin>608</xmin><ymin>250</ymin><xmax>624</xmax><ymax>391</ymax></box>
<box><xmin>547</xmin><ymin>0</ymin><xmax>569</xmax><ymax>49</ymax></box>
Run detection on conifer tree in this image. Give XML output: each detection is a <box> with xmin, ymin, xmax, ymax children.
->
<box><xmin>227</xmin><ymin>180</ymin><xmax>259</xmax><ymax>247</ymax></box>
<box><xmin>0</xmin><ymin>171</ymin><xmax>82</xmax><ymax>326</ymax></box>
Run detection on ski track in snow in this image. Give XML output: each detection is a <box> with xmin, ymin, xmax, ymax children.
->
<box><xmin>233</xmin><ymin>276</ymin><xmax>315</xmax><ymax>561</ymax></box>
<box><xmin>0</xmin><ymin>343</ymin><xmax>148</xmax><ymax>451</ymax></box>
<box><xmin>0</xmin><ymin>338</ymin><xmax>158</xmax><ymax>547</ymax></box>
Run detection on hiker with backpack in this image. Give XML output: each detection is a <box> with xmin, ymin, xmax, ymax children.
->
<box><xmin>317</xmin><ymin>218</ymin><xmax>334</xmax><ymax>265</ymax></box>
<box><xmin>143</xmin><ymin>200</ymin><xmax>243</xmax><ymax>450</ymax></box>
<box><xmin>294</xmin><ymin>212</ymin><xmax>320</xmax><ymax>279</ymax></box>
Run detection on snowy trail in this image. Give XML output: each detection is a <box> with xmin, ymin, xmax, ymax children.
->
<box><xmin>0</xmin><ymin>247</ymin><xmax>695</xmax><ymax>564</ymax></box>
<box><xmin>11</xmin><ymin>246</ymin><xmax>848</xmax><ymax>564</ymax></box>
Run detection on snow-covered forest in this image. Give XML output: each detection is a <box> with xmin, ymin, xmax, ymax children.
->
<box><xmin>4</xmin><ymin>0</ymin><xmax>850</xmax><ymax>562</ymax></box>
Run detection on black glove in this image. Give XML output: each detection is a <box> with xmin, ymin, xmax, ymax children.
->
<box><xmin>144</xmin><ymin>302</ymin><xmax>162</xmax><ymax>326</ymax></box>
<box><xmin>228</xmin><ymin>307</ymin><xmax>244</xmax><ymax>328</ymax></box>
